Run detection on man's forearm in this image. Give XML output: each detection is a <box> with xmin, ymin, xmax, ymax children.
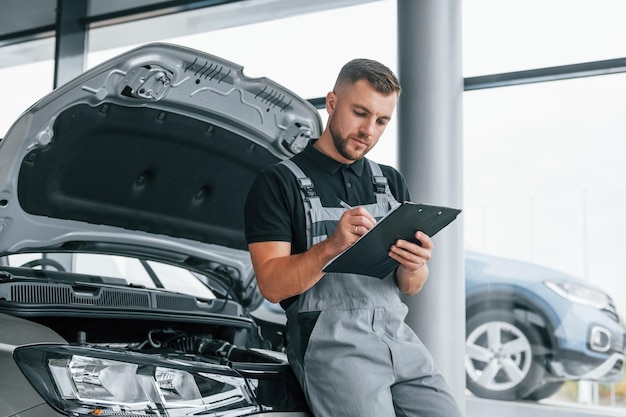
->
<box><xmin>249</xmin><ymin>240</ymin><xmax>337</xmax><ymax>303</ymax></box>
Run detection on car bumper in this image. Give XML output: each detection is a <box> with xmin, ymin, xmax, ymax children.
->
<box><xmin>580</xmin><ymin>352</ymin><xmax>626</xmax><ymax>380</ymax></box>
<box><xmin>543</xmin><ymin>296</ymin><xmax>626</xmax><ymax>380</ymax></box>
<box><xmin>549</xmin><ymin>349</ymin><xmax>625</xmax><ymax>382</ymax></box>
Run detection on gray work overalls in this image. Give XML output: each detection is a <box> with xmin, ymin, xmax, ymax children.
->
<box><xmin>281</xmin><ymin>159</ymin><xmax>462</xmax><ymax>417</ymax></box>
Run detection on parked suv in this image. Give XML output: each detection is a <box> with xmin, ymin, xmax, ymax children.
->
<box><xmin>0</xmin><ymin>43</ymin><xmax>319</xmax><ymax>417</ymax></box>
<box><xmin>465</xmin><ymin>250</ymin><xmax>625</xmax><ymax>401</ymax></box>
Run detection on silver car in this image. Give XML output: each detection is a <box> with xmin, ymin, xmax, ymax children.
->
<box><xmin>0</xmin><ymin>43</ymin><xmax>320</xmax><ymax>416</ymax></box>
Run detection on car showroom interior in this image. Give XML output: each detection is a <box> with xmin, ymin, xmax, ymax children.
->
<box><xmin>0</xmin><ymin>1</ymin><xmax>625</xmax><ymax>416</ymax></box>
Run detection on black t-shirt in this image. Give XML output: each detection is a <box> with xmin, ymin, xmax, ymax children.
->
<box><xmin>244</xmin><ymin>140</ymin><xmax>411</xmax><ymax>256</ymax></box>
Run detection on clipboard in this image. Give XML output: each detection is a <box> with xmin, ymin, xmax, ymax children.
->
<box><xmin>322</xmin><ymin>202</ymin><xmax>461</xmax><ymax>279</ymax></box>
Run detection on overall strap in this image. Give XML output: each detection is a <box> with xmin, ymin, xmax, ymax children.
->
<box><xmin>281</xmin><ymin>158</ymin><xmax>397</xmax><ymax>248</ymax></box>
<box><xmin>367</xmin><ymin>159</ymin><xmax>394</xmax><ymax>206</ymax></box>
<box><xmin>279</xmin><ymin>159</ymin><xmax>322</xmax><ymax>249</ymax></box>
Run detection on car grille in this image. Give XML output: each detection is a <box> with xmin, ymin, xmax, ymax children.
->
<box><xmin>6</xmin><ymin>282</ymin><xmax>151</xmax><ymax>307</ymax></box>
<box><xmin>0</xmin><ymin>282</ymin><xmax>223</xmax><ymax>314</ymax></box>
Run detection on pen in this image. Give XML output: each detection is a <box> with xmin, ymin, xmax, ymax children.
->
<box><xmin>336</xmin><ymin>198</ymin><xmax>353</xmax><ymax>210</ymax></box>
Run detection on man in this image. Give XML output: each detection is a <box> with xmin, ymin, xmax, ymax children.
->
<box><xmin>244</xmin><ymin>59</ymin><xmax>462</xmax><ymax>417</ymax></box>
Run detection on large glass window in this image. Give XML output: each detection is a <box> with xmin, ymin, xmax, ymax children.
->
<box><xmin>463</xmin><ymin>0</ymin><xmax>626</xmax><ymax>407</ymax></box>
<box><xmin>464</xmin><ymin>73</ymin><xmax>626</xmax><ymax>408</ymax></box>
<box><xmin>0</xmin><ymin>38</ymin><xmax>55</xmax><ymax>136</ymax></box>
<box><xmin>464</xmin><ymin>75</ymin><xmax>626</xmax><ymax>295</ymax></box>
<box><xmin>464</xmin><ymin>0</ymin><xmax>626</xmax><ymax>409</ymax></box>
<box><xmin>463</xmin><ymin>0</ymin><xmax>626</xmax><ymax>76</ymax></box>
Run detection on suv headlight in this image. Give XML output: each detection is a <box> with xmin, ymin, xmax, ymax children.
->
<box><xmin>15</xmin><ymin>345</ymin><xmax>260</xmax><ymax>416</ymax></box>
<box><xmin>544</xmin><ymin>280</ymin><xmax>611</xmax><ymax>310</ymax></box>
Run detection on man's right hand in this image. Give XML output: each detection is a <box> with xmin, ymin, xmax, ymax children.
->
<box><xmin>326</xmin><ymin>206</ymin><xmax>377</xmax><ymax>252</ymax></box>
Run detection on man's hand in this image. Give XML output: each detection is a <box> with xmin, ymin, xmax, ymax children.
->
<box><xmin>325</xmin><ymin>206</ymin><xmax>377</xmax><ymax>252</ymax></box>
<box><xmin>390</xmin><ymin>231</ymin><xmax>433</xmax><ymax>295</ymax></box>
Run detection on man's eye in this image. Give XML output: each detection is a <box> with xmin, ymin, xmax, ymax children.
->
<box><xmin>354</xmin><ymin>111</ymin><xmax>366</xmax><ymax>117</ymax></box>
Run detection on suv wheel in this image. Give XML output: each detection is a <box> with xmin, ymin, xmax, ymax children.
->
<box><xmin>465</xmin><ymin>309</ymin><xmax>546</xmax><ymax>400</ymax></box>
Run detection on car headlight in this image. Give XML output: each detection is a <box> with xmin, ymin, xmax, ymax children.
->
<box><xmin>544</xmin><ymin>280</ymin><xmax>611</xmax><ymax>310</ymax></box>
<box><xmin>15</xmin><ymin>345</ymin><xmax>260</xmax><ymax>416</ymax></box>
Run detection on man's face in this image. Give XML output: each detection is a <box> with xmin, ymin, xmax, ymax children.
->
<box><xmin>327</xmin><ymin>79</ymin><xmax>398</xmax><ymax>163</ymax></box>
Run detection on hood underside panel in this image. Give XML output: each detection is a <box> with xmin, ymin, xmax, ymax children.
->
<box><xmin>18</xmin><ymin>102</ymin><xmax>279</xmax><ymax>251</ymax></box>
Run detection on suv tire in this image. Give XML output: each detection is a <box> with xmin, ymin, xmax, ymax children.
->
<box><xmin>465</xmin><ymin>309</ymin><xmax>546</xmax><ymax>400</ymax></box>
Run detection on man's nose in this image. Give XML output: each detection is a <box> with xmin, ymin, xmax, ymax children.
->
<box><xmin>359</xmin><ymin>119</ymin><xmax>375</xmax><ymax>138</ymax></box>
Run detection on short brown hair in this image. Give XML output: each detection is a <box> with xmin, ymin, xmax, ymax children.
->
<box><xmin>334</xmin><ymin>58</ymin><xmax>401</xmax><ymax>96</ymax></box>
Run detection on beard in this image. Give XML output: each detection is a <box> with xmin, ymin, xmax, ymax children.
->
<box><xmin>328</xmin><ymin>113</ymin><xmax>370</xmax><ymax>162</ymax></box>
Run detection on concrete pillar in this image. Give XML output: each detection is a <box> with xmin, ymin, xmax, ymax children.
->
<box><xmin>396</xmin><ymin>0</ymin><xmax>465</xmax><ymax>412</ymax></box>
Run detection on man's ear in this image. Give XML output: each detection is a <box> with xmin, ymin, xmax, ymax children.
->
<box><xmin>325</xmin><ymin>91</ymin><xmax>336</xmax><ymax>114</ymax></box>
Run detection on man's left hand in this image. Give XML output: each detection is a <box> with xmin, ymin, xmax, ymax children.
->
<box><xmin>390</xmin><ymin>231</ymin><xmax>432</xmax><ymax>295</ymax></box>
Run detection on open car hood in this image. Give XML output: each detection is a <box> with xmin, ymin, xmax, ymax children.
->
<box><xmin>0</xmin><ymin>42</ymin><xmax>322</xmax><ymax>305</ymax></box>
